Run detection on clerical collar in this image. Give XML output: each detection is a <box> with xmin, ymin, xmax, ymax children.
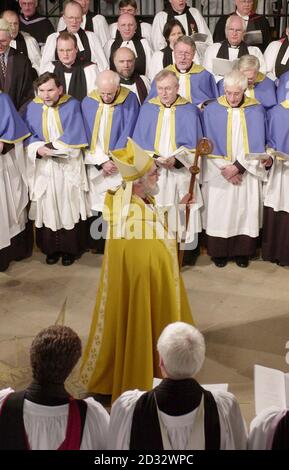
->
<box><xmin>119</xmin><ymin>74</ymin><xmax>136</xmax><ymax>85</ymax></box>
<box><xmin>162</xmin><ymin>95</ymin><xmax>179</xmax><ymax>108</ymax></box>
<box><xmin>176</xmin><ymin>65</ymin><xmax>192</xmax><ymax>74</ymax></box>
<box><xmin>236</xmin><ymin>10</ymin><xmax>249</xmax><ymax>21</ymax></box>
<box><xmin>229</xmin><ymin>44</ymin><xmax>240</xmax><ymax>49</ymax></box>
<box><xmin>227</xmin><ymin>96</ymin><xmax>245</xmax><ymax>108</ymax></box>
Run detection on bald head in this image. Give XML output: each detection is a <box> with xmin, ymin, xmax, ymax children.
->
<box><xmin>113</xmin><ymin>47</ymin><xmax>136</xmax><ymax>78</ymax></box>
<box><xmin>63</xmin><ymin>2</ymin><xmax>83</xmax><ymax>33</ymax></box>
<box><xmin>117</xmin><ymin>13</ymin><xmax>137</xmax><ymax>41</ymax></box>
<box><xmin>96</xmin><ymin>70</ymin><xmax>120</xmax><ymax>104</ymax></box>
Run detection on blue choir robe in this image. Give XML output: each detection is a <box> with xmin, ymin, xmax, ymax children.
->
<box><xmin>133</xmin><ymin>95</ymin><xmax>204</xmax><ymax>241</ymax></box>
<box><xmin>264</xmin><ymin>101</ymin><xmax>289</xmax><ymax>213</ymax></box>
<box><xmin>276</xmin><ymin>71</ymin><xmax>289</xmax><ymax>103</ymax></box>
<box><xmin>81</xmin><ymin>87</ymin><xmax>140</xmax><ymax>211</ymax></box>
<box><xmin>0</xmin><ymin>91</ymin><xmax>30</xmax><ymax>251</ymax></box>
<box><xmin>201</xmin><ymin>95</ymin><xmax>267</xmax><ymax>239</ymax></box>
<box><xmin>147</xmin><ymin>64</ymin><xmax>218</xmax><ymax>106</ymax></box>
<box><xmin>24</xmin><ymin>95</ymin><xmax>90</xmax><ymax>231</ymax></box>
<box><xmin>218</xmin><ymin>73</ymin><xmax>277</xmax><ymax>110</ymax></box>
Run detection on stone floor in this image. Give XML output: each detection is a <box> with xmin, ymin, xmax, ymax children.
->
<box><xmin>1</xmin><ymin>250</ymin><xmax>289</xmax><ymax>427</ymax></box>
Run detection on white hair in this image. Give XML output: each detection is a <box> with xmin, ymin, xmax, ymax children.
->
<box><xmin>0</xmin><ymin>18</ymin><xmax>12</xmax><ymax>37</ymax></box>
<box><xmin>157</xmin><ymin>322</ymin><xmax>205</xmax><ymax>379</ymax></box>
<box><xmin>224</xmin><ymin>69</ymin><xmax>248</xmax><ymax>91</ymax></box>
<box><xmin>225</xmin><ymin>14</ymin><xmax>245</xmax><ymax>34</ymax></box>
<box><xmin>238</xmin><ymin>54</ymin><xmax>260</xmax><ymax>73</ymax></box>
<box><xmin>96</xmin><ymin>70</ymin><xmax>120</xmax><ymax>89</ymax></box>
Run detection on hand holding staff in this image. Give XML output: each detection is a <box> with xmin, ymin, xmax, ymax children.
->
<box><xmin>178</xmin><ymin>138</ymin><xmax>214</xmax><ymax>269</ymax></box>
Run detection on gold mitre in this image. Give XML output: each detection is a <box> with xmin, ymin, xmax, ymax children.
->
<box><xmin>109</xmin><ymin>138</ymin><xmax>153</xmax><ymax>182</ymax></box>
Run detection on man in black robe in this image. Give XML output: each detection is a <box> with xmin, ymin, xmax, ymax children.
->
<box><xmin>213</xmin><ymin>0</ymin><xmax>271</xmax><ymax>53</ymax></box>
<box><xmin>19</xmin><ymin>0</ymin><xmax>54</xmax><ymax>48</ymax></box>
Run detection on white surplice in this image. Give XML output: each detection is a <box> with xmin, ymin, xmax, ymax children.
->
<box><xmin>45</xmin><ymin>61</ymin><xmax>99</xmax><ymax>95</ymax></box>
<box><xmin>10</xmin><ymin>32</ymin><xmax>41</xmax><ymax>75</ymax></box>
<box><xmin>109</xmin><ymin>21</ymin><xmax>152</xmax><ymax>48</ymax></box>
<box><xmin>151</xmin><ymin>7</ymin><xmax>212</xmax><ymax>52</ymax></box>
<box><xmin>201</xmin><ymin>108</ymin><xmax>266</xmax><ymax>238</ymax></box>
<box><xmin>57</xmin><ymin>14</ymin><xmax>110</xmax><ymax>47</ymax></box>
<box><xmin>264</xmin><ymin>159</ymin><xmax>289</xmax><ymax>213</ymax></box>
<box><xmin>108</xmin><ymin>389</ymin><xmax>247</xmax><ymax>450</ymax></box>
<box><xmin>120</xmin><ymin>75</ymin><xmax>151</xmax><ymax>104</ymax></box>
<box><xmin>0</xmin><ymin>388</ymin><xmax>109</xmax><ymax>450</ymax></box>
<box><xmin>0</xmin><ymin>143</ymin><xmax>28</xmax><ymax>250</ymax></box>
<box><xmin>26</xmin><ymin>106</ymin><xmax>90</xmax><ymax>231</ymax></box>
<box><xmin>40</xmin><ymin>31</ymin><xmax>108</xmax><ymax>75</ymax></box>
<box><xmin>248</xmin><ymin>406</ymin><xmax>286</xmax><ymax>450</ymax></box>
<box><xmin>104</xmin><ymin>38</ymin><xmax>152</xmax><ymax>78</ymax></box>
<box><xmin>264</xmin><ymin>40</ymin><xmax>288</xmax><ymax>81</ymax></box>
<box><xmin>203</xmin><ymin>43</ymin><xmax>266</xmax><ymax>83</ymax></box>
<box><xmin>155</xmin><ymin>108</ymin><xmax>203</xmax><ymax>243</ymax></box>
<box><xmin>84</xmin><ymin>104</ymin><xmax>122</xmax><ymax>212</ymax></box>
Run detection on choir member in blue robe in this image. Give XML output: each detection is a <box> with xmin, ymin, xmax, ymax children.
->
<box><xmin>262</xmin><ymin>100</ymin><xmax>289</xmax><ymax>266</ymax></box>
<box><xmin>276</xmin><ymin>71</ymin><xmax>289</xmax><ymax>103</ymax></box>
<box><xmin>81</xmin><ymin>70</ymin><xmax>140</xmax><ymax>252</ymax></box>
<box><xmin>201</xmin><ymin>70</ymin><xmax>270</xmax><ymax>268</ymax></box>
<box><xmin>0</xmin><ymin>91</ymin><xmax>32</xmax><ymax>271</ymax></box>
<box><xmin>133</xmin><ymin>69</ymin><xmax>203</xmax><ymax>265</ymax></box>
<box><xmin>24</xmin><ymin>72</ymin><xmax>90</xmax><ymax>266</ymax></box>
<box><xmin>147</xmin><ymin>36</ymin><xmax>218</xmax><ymax>106</ymax></box>
<box><xmin>218</xmin><ymin>54</ymin><xmax>276</xmax><ymax>110</ymax></box>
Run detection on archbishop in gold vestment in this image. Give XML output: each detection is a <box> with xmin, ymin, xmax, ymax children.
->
<box><xmin>80</xmin><ymin>188</ymin><xmax>194</xmax><ymax>402</ymax></box>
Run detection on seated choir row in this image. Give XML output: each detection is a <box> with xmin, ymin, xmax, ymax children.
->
<box><xmin>0</xmin><ymin>322</ymin><xmax>285</xmax><ymax>450</ymax></box>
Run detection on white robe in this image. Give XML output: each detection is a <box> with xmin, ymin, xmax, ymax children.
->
<box><xmin>84</xmin><ymin>105</ymin><xmax>122</xmax><ymax>212</ymax></box>
<box><xmin>40</xmin><ymin>31</ymin><xmax>108</xmax><ymax>75</ymax></box>
<box><xmin>0</xmin><ymin>142</ymin><xmax>28</xmax><ymax>250</ymax></box>
<box><xmin>155</xmin><ymin>107</ymin><xmax>203</xmax><ymax>242</ymax></box>
<box><xmin>201</xmin><ymin>108</ymin><xmax>266</xmax><ymax>238</ymax></box>
<box><xmin>57</xmin><ymin>14</ymin><xmax>110</xmax><ymax>47</ymax></box>
<box><xmin>264</xmin><ymin>40</ymin><xmax>288</xmax><ymax>81</ymax></box>
<box><xmin>45</xmin><ymin>62</ymin><xmax>99</xmax><ymax>95</ymax></box>
<box><xmin>120</xmin><ymin>75</ymin><xmax>151</xmax><ymax>104</ymax></box>
<box><xmin>203</xmin><ymin>42</ymin><xmax>266</xmax><ymax>83</ymax></box>
<box><xmin>0</xmin><ymin>388</ymin><xmax>109</xmax><ymax>450</ymax></box>
<box><xmin>248</xmin><ymin>406</ymin><xmax>285</xmax><ymax>449</ymax></box>
<box><xmin>26</xmin><ymin>106</ymin><xmax>90</xmax><ymax>231</ymax></box>
<box><xmin>109</xmin><ymin>21</ymin><xmax>152</xmax><ymax>48</ymax></box>
<box><xmin>263</xmin><ymin>158</ymin><xmax>289</xmax><ymax>213</ymax></box>
<box><xmin>151</xmin><ymin>7</ymin><xmax>213</xmax><ymax>52</ymax></box>
<box><xmin>10</xmin><ymin>32</ymin><xmax>41</xmax><ymax>75</ymax></box>
<box><xmin>108</xmin><ymin>388</ymin><xmax>247</xmax><ymax>450</ymax></box>
<box><xmin>104</xmin><ymin>37</ymin><xmax>152</xmax><ymax>78</ymax></box>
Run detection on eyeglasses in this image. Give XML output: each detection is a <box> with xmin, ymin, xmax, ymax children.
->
<box><xmin>227</xmin><ymin>28</ymin><xmax>243</xmax><ymax>33</ymax></box>
<box><xmin>65</xmin><ymin>16</ymin><xmax>82</xmax><ymax>21</ymax></box>
<box><xmin>175</xmin><ymin>51</ymin><xmax>193</xmax><ymax>58</ymax></box>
